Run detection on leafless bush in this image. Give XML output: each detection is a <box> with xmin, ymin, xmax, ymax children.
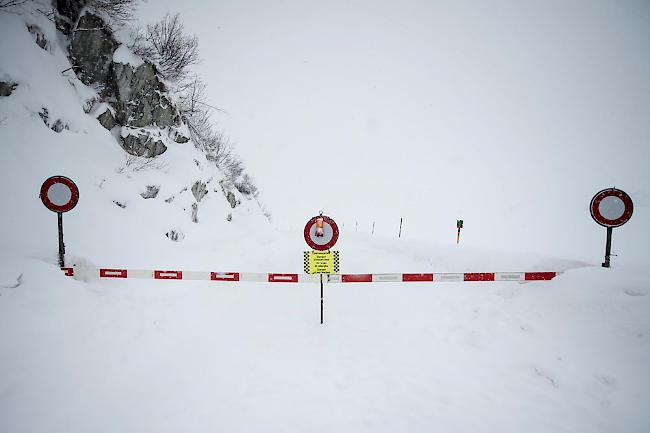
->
<box><xmin>140</xmin><ymin>13</ymin><xmax>199</xmax><ymax>81</ymax></box>
<box><xmin>116</xmin><ymin>154</ymin><xmax>168</xmax><ymax>173</ymax></box>
<box><xmin>88</xmin><ymin>0</ymin><xmax>139</xmax><ymax>28</ymax></box>
<box><xmin>234</xmin><ymin>173</ymin><xmax>258</xmax><ymax>197</ymax></box>
<box><xmin>0</xmin><ymin>0</ymin><xmax>29</xmax><ymax>9</ymax></box>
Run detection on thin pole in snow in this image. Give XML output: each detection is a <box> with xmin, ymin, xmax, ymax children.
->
<box><xmin>57</xmin><ymin>212</ymin><xmax>65</xmax><ymax>267</ymax></box>
<box><xmin>602</xmin><ymin>227</ymin><xmax>613</xmax><ymax>268</ymax></box>
<box><xmin>399</xmin><ymin>217</ymin><xmax>403</xmax><ymax>238</ymax></box>
<box><xmin>372</xmin><ymin>221</ymin><xmax>375</xmax><ymax>235</ymax></box>
<box><xmin>320</xmin><ymin>273</ymin><xmax>324</xmax><ymax>324</ymax></box>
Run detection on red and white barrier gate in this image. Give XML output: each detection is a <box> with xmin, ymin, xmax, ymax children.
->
<box><xmin>61</xmin><ymin>268</ymin><xmax>558</xmax><ymax>283</ymax></box>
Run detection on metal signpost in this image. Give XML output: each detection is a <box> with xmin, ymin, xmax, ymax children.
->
<box><xmin>589</xmin><ymin>188</ymin><xmax>633</xmax><ymax>268</ymax></box>
<box><xmin>40</xmin><ymin>176</ymin><xmax>79</xmax><ymax>268</ymax></box>
<box><xmin>304</xmin><ymin>213</ymin><xmax>339</xmax><ymax>324</ymax></box>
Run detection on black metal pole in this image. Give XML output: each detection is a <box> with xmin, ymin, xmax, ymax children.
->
<box><xmin>602</xmin><ymin>226</ymin><xmax>613</xmax><ymax>268</ymax></box>
<box><xmin>57</xmin><ymin>212</ymin><xmax>65</xmax><ymax>267</ymax></box>
<box><xmin>399</xmin><ymin>218</ymin><xmax>403</xmax><ymax>238</ymax></box>
<box><xmin>320</xmin><ymin>273</ymin><xmax>324</xmax><ymax>324</ymax></box>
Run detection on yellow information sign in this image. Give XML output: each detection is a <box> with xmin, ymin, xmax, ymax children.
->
<box><xmin>304</xmin><ymin>251</ymin><xmax>340</xmax><ymax>274</ymax></box>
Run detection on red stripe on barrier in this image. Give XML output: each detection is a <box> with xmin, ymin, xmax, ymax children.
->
<box><xmin>525</xmin><ymin>272</ymin><xmax>556</xmax><ymax>281</ymax></box>
<box><xmin>464</xmin><ymin>273</ymin><xmax>495</xmax><ymax>281</ymax></box>
<box><xmin>154</xmin><ymin>270</ymin><xmax>183</xmax><ymax>280</ymax></box>
<box><xmin>62</xmin><ymin>267</ymin><xmax>74</xmax><ymax>276</ymax></box>
<box><xmin>342</xmin><ymin>274</ymin><xmax>373</xmax><ymax>283</ymax></box>
<box><xmin>268</xmin><ymin>273</ymin><xmax>299</xmax><ymax>283</ymax></box>
<box><xmin>402</xmin><ymin>273</ymin><xmax>434</xmax><ymax>282</ymax></box>
<box><xmin>100</xmin><ymin>268</ymin><xmax>128</xmax><ymax>278</ymax></box>
<box><xmin>211</xmin><ymin>272</ymin><xmax>240</xmax><ymax>281</ymax></box>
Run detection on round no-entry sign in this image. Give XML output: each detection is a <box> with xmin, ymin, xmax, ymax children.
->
<box><xmin>40</xmin><ymin>176</ymin><xmax>79</xmax><ymax>213</ymax></box>
<box><xmin>590</xmin><ymin>188</ymin><xmax>633</xmax><ymax>228</ymax></box>
<box><xmin>304</xmin><ymin>214</ymin><xmax>339</xmax><ymax>251</ymax></box>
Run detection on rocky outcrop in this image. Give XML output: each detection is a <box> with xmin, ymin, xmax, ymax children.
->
<box><xmin>0</xmin><ymin>81</ymin><xmax>17</xmax><ymax>97</ymax></box>
<box><xmin>66</xmin><ymin>12</ymin><xmax>185</xmax><ymax>159</ymax></box>
<box><xmin>27</xmin><ymin>25</ymin><xmax>49</xmax><ymax>50</ymax></box>
<box><xmin>69</xmin><ymin>13</ymin><xmax>118</xmax><ymax>90</ymax></box>
<box><xmin>141</xmin><ymin>185</ymin><xmax>160</xmax><ymax>199</ymax></box>
<box><xmin>226</xmin><ymin>191</ymin><xmax>237</xmax><ymax>208</ymax></box>
<box><xmin>54</xmin><ymin>0</ymin><xmax>87</xmax><ymax>35</ymax></box>
<box><xmin>97</xmin><ymin>108</ymin><xmax>117</xmax><ymax>130</ymax></box>
<box><xmin>112</xmin><ymin>61</ymin><xmax>180</xmax><ymax>128</ymax></box>
<box><xmin>121</xmin><ymin>130</ymin><xmax>167</xmax><ymax>157</ymax></box>
<box><xmin>166</xmin><ymin>229</ymin><xmax>184</xmax><ymax>242</ymax></box>
<box><xmin>191</xmin><ymin>203</ymin><xmax>198</xmax><ymax>223</ymax></box>
<box><xmin>39</xmin><ymin>108</ymin><xmax>69</xmax><ymax>132</ymax></box>
<box><xmin>170</xmin><ymin>128</ymin><xmax>190</xmax><ymax>143</ymax></box>
<box><xmin>191</xmin><ymin>181</ymin><xmax>208</xmax><ymax>202</ymax></box>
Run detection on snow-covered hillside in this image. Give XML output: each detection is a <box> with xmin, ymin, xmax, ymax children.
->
<box><xmin>0</xmin><ymin>2</ymin><xmax>268</xmax><ymax>270</ymax></box>
<box><xmin>1</xmin><ymin>2</ymin><xmax>649</xmax><ymax>433</ymax></box>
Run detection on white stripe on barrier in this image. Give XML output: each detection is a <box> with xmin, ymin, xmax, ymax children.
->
<box><xmin>495</xmin><ymin>272</ymin><xmax>525</xmax><ymax>281</ymax></box>
<box><xmin>62</xmin><ymin>268</ymin><xmax>558</xmax><ymax>283</ymax></box>
<box><xmin>372</xmin><ymin>274</ymin><xmax>402</xmax><ymax>282</ymax></box>
<box><xmin>434</xmin><ymin>273</ymin><xmax>464</xmax><ymax>282</ymax></box>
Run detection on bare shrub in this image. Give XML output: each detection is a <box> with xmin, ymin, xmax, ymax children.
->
<box><xmin>0</xmin><ymin>0</ymin><xmax>29</xmax><ymax>9</ymax></box>
<box><xmin>142</xmin><ymin>13</ymin><xmax>199</xmax><ymax>81</ymax></box>
<box><xmin>116</xmin><ymin>154</ymin><xmax>167</xmax><ymax>173</ymax></box>
<box><xmin>88</xmin><ymin>0</ymin><xmax>139</xmax><ymax>28</ymax></box>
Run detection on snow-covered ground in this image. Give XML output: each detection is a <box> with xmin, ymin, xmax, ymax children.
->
<box><xmin>1</xmin><ymin>232</ymin><xmax>649</xmax><ymax>433</ymax></box>
<box><xmin>1</xmin><ymin>2</ymin><xmax>649</xmax><ymax>433</ymax></box>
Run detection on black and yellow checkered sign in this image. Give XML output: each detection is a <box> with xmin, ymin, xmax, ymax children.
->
<box><xmin>304</xmin><ymin>251</ymin><xmax>340</xmax><ymax>274</ymax></box>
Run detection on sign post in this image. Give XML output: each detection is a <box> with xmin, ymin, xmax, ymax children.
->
<box><xmin>304</xmin><ymin>214</ymin><xmax>339</xmax><ymax>324</ymax></box>
<box><xmin>589</xmin><ymin>188</ymin><xmax>633</xmax><ymax>268</ymax></box>
<box><xmin>40</xmin><ymin>176</ymin><xmax>79</xmax><ymax>267</ymax></box>
<box><xmin>456</xmin><ymin>219</ymin><xmax>464</xmax><ymax>244</ymax></box>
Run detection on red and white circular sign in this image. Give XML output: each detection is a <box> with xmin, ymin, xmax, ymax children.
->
<box><xmin>590</xmin><ymin>188</ymin><xmax>633</xmax><ymax>228</ymax></box>
<box><xmin>304</xmin><ymin>215</ymin><xmax>339</xmax><ymax>251</ymax></box>
<box><xmin>40</xmin><ymin>176</ymin><xmax>79</xmax><ymax>213</ymax></box>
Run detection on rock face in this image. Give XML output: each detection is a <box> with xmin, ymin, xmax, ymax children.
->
<box><xmin>67</xmin><ymin>12</ymin><xmax>185</xmax><ymax>160</ymax></box>
<box><xmin>55</xmin><ymin>0</ymin><xmax>87</xmax><ymax>24</ymax></box>
<box><xmin>192</xmin><ymin>181</ymin><xmax>208</xmax><ymax>202</ymax></box>
<box><xmin>170</xmin><ymin>128</ymin><xmax>190</xmax><ymax>143</ymax></box>
<box><xmin>226</xmin><ymin>191</ymin><xmax>237</xmax><ymax>209</ymax></box>
<box><xmin>69</xmin><ymin>13</ymin><xmax>118</xmax><ymax>89</ymax></box>
<box><xmin>112</xmin><ymin>61</ymin><xmax>179</xmax><ymax>128</ymax></box>
<box><xmin>166</xmin><ymin>229</ymin><xmax>184</xmax><ymax>242</ymax></box>
<box><xmin>141</xmin><ymin>185</ymin><xmax>160</xmax><ymax>199</ymax></box>
<box><xmin>97</xmin><ymin>108</ymin><xmax>117</xmax><ymax>130</ymax></box>
<box><xmin>27</xmin><ymin>25</ymin><xmax>48</xmax><ymax>50</ymax></box>
<box><xmin>0</xmin><ymin>81</ymin><xmax>17</xmax><ymax>97</ymax></box>
<box><xmin>121</xmin><ymin>130</ymin><xmax>167</xmax><ymax>157</ymax></box>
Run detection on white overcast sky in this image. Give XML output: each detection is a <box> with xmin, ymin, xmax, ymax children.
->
<box><xmin>137</xmin><ymin>0</ymin><xmax>649</xmax><ymax>260</ymax></box>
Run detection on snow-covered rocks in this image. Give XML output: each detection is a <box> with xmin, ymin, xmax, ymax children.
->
<box><xmin>69</xmin><ymin>13</ymin><xmax>118</xmax><ymax>89</ymax></box>
<box><xmin>0</xmin><ymin>81</ymin><xmax>17</xmax><ymax>97</ymax></box>
<box><xmin>120</xmin><ymin>127</ymin><xmax>167</xmax><ymax>158</ymax></box>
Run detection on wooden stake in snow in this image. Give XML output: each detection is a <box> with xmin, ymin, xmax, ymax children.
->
<box><xmin>372</xmin><ymin>221</ymin><xmax>375</xmax><ymax>235</ymax></box>
<box><xmin>399</xmin><ymin>218</ymin><xmax>403</xmax><ymax>238</ymax></box>
<box><xmin>456</xmin><ymin>219</ymin><xmax>463</xmax><ymax>244</ymax></box>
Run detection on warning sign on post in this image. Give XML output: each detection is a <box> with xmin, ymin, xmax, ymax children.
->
<box><xmin>304</xmin><ymin>251</ymin><xmax>340</xmax><ymax>274</ymax></box>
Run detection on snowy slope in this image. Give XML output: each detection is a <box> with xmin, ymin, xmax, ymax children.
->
<box><xmin>0</xmin><ymin>4</ymin><xmax>268</xmax><ymax>271</ymax></box>
<box><xmin>1</xmin><ymin>233</ymin><xmax>649</xmax><ymax>433</ymax></box>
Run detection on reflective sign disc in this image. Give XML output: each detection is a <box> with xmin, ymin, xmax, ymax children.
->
<box><xmin>40</xmin><ymin>176</ymin><xmax>79</xmax><ymax>213</ymax></box>
<box><xmin>590</xmin><ymin>188</ymin><xmax>633</xmax><ymax>228</ymax></box>
<box><xmin>304</xmin><ymin>215</ymin><xmax>339</xmax><ymax>251</ymax></box>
